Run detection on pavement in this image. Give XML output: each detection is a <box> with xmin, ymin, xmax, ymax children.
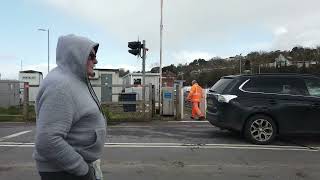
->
<box><xmin>0</xmin><ymin>121</ymin><xmax>320</xmax><ymax>180</ymax></box>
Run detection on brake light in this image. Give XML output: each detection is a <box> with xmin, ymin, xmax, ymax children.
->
<box><xmin>217</xmin><ymin>94</ymin><xmax>237</xmax><ymax>103</ymax></box>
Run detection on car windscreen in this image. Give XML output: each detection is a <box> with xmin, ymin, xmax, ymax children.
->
<box><xmin>210</xmin><ymin>78</ymin><xmax>234</xmax><ymax>94</ymax></box>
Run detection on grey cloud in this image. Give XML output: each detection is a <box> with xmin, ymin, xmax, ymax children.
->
<box><xmin>43</xmin><ymin>0</ymin><xmax>320</xmax><ymax>55</ymax></box>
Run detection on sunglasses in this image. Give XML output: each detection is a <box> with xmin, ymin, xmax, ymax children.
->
<box><xmin>89</xmin><ymin>53</ymin><xmax>96</xmax><ymax>60</ymax></box>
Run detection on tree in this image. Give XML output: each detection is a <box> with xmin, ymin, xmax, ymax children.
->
<box><xmin>162</xmin><ymin>64</ymin><xmax>177</xmax><ymax>74</ymax></box>
<box><xmin>150</xmin><ymin>66</ymin><xmax>159</xmax><ymax>73</ymax></box>
<box><xmin>119</xmin><ymin>69</ymin><xmax>129</xmax><ymax>77</ymax></box>
<box><xmin>316</xmin><ymin>46</ymin><xmax>320</xmax><ymax>64</ymax></box>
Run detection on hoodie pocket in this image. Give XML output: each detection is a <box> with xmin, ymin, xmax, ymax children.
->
<box><xmin>80</xmin><ymin>128</ymin><xmax>106</xmax><ymax>161</ymax></box>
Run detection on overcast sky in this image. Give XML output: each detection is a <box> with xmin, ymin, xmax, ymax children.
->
<box><xmin>1</xmin><ymin>0</ymin><xmax>320</xmax><ymax>79</ymax></box>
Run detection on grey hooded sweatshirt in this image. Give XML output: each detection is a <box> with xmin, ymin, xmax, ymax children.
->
<box><xmin>33</xmin><ymin>34</ymin><xmax>106</xmax><ymax>176</ymax></box>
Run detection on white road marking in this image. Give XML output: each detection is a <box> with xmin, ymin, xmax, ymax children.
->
<box><xmin>167</xmin><ymin>121</ymin><xmax>209</xmax><ymax>123</ymax></box>
<box><xmin>0</xmin><ymin>142</ymin><xmax>317</xmax><ymax>152</ymax></box>
<box><xmin>110</xmin><ymin>126</ymin><xmax>156</xmax><ymax>128</ymax></box>
<box><xmin>0</xmin><ymin>131</ymin><xmax>32</xmax><ymax>142</ymax></box>
<box><xmin>110</xmin><ymin>125</ymin><xmax>211</xmax><ymax>128</ymax></box>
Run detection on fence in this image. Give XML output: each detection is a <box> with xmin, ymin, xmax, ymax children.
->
<box><xmin>0</xmin><ymin>81</ymin><xmax>33</xmax><ymax>121</ymax></box>
<box><xmin>0</xmin><ymin>80</ymin><xmax>187</xmax><ymax>121</ymax></box>
<box><xmin>91</xmin><ymin>83</ymin><xmax>156</xmax><ymax>121</ymax></box>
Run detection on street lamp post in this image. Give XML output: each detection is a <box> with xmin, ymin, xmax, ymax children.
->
<box><xmin>159</xmin><ymin>0</ymin><xmax>164</xmax><ymax>115</ymax></box>
<box><xmin>38</xmin><ymin>28</ymin><xmax>50</xmax><ymax>74</ymax></box>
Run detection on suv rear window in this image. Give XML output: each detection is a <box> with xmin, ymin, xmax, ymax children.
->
<box><xmin>210</xmin><ymin>77</ymin><xmax>234</xmax><ymax>94</ymax></box>
<box><xmin>304</xmin><ymin>78</ymin><xmax>320</xmax><ymax>97</ymax></box>
<box><xmin>242</xmin><ymin>76</ymin><xmax>308</xmax><ymax>96</ymax></box>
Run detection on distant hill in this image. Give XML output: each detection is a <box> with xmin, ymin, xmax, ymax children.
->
<box><xmin>150</xmin><ymin>46</ymin><xmax>320</xmax><ymax>87</ymax></box>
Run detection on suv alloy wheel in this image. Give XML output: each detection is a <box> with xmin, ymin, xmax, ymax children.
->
<box><xmin>244</xmin><ymin>115</ymin><xmax>277</xmax><ymax>144</ymax></box>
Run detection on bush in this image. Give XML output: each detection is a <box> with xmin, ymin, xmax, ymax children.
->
<box><xmin>102</xmin><ymin>105</ymin><xmax>151</xmax><ymax>122</ymax></box>
<box><xmin>0</xmin><ymin>105</ymin><xmax>36</xmax><ymax>122</ymax></box>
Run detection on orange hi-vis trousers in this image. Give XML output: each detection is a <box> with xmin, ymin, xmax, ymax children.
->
<box><xmin>192</xmin><ymin>102</ymin><xmax>203</xmax><ymax>118</ymax></box>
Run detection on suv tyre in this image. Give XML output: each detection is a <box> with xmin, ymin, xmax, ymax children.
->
<box><xmin>244</xmin><ymin>115</ymin><xmax>277</xmax><ymax>145</ymax></box>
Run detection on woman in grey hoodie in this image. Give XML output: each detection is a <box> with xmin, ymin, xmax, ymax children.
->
<box><xmin>33</xmin><ymin>34</ymin><xmax>106</xmax><ymax>180</ymax></box>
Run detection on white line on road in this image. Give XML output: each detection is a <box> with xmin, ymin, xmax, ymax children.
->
<box><xmin>0</xmin><ymin>142</ymin><xmax>317</xmax><ymax>152</ymax></box>
<box><xmin>0</xmin><ymin>131</ymin><xmax>32</xmax><ymax>142</ymax></box>
<box><xmin>109</xmin><ymin>121</ymin><xmax>210</xmax><ymax>128</ymax></box>
<box><xmin>110</xmin><ymin>125</ymin><xmax>211</xmax><ymax>128</ymax></box>
<box><xmin>104</xmin><ymin>145</ymin><xmax>315</xmax><ymax>152</ymax></box>
<box><xmin>167</xmin><ymin>121</ymin><xmax>209</xmax><ymax>123</ymax></box>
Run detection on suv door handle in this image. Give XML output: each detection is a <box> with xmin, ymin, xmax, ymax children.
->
<box><xmin>269</xmin><ymin>99</ymin><xmax>277</xmax><ymax>105</ymax></box>
<box><xmin>311</xmin><ymin>103</ymin><xmax>320</xmax><ymax>108</ymax></box>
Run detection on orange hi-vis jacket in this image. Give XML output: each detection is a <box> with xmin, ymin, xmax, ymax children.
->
<box><xmin>187</xmin><ymin>83</ymin><xmax>203</xmax><ymax>102</ymax></box>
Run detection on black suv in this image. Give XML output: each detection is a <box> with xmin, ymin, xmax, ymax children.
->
<box><xmin>206</xmin><ymin>73</ymin><xmax>320</xmax><ymax>144</ymax></box>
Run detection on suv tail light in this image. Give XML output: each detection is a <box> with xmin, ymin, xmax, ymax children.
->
<box><xmin>217</xmin><ymin>94</ymin><xmax>238</xmax><ymax>103</ymax></box>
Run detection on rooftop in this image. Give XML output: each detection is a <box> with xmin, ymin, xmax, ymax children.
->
<box><xmin>19</xmin><ymin>70</ymin><xmax>43</xmax><ymax>74</ymax></box>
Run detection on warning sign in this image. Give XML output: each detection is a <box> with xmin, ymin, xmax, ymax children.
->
<box><xmin>164</xmin><ymin>92</ymin><xmax>172</xmax><ymax>99</ymax></box>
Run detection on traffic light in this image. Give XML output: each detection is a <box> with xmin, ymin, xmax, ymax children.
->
<box><xmin>244</xmin><ymin>60</ymin><xmax>251</xmax><ymax>70</ymax></box>
<box><xmin>128</xmin><ymin>41</ymin><xmax>143</xmax><ymax>56</ymax></box>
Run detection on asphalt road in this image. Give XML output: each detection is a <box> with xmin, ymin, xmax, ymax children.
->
<box><xmin>0</xmin><ymin>121</ymin><xmax>320</xmax><ymax>180</ymax></box>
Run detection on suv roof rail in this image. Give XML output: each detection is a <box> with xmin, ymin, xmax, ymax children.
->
<box><xmin>239</xmin><ymin>73</ymin><xmax>317</xmax><ymax>77</ymax></box>
<box><xmin>221</xmin><ymin>73</ymin><xmax>319</xmax><ymax>79</ymax></box>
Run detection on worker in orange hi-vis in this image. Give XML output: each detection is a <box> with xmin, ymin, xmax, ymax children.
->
<box><xmin>187</xmin><ymin>80</ymin><xmax>205</xmax><ymax>120</ymax></box>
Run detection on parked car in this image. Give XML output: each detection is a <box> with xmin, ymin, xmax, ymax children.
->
<box><xmin>206</xmin><ymin>73</ymin><xmax>320</xmax><ymax>144</ymax></box>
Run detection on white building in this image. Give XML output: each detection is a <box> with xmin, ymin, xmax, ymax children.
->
<box><xmin>89</xmin><ymin>69</ymin><xmax>123</xmax><ymax>102</ymax></box>
<box><xmin>293</xmin><ymin>60</ymin><xmax>317</xmax><ymax>68</ymax></box>
<box><xmin>122</xmin><ymin>73</ymin><xmax>160</xmax><ymax>102</ymax></box>
<box><xmin>19</xmin><ymin>70</ymin><xmax>43</xmax><ymax>103</ymax></box>
<box><xmin>18</xmin><ymin>69</ymin><xmax>124</xmax><ymax>103</ymax></box>
<box><xmin>265</xmin><ymin>54</ymin><xmax>292</xmax><ymax>67</ymax></box>
<box><xmin>265</xmin><ymin>54</ymin><xmax>318</xmax><ymax>68</ymax></box>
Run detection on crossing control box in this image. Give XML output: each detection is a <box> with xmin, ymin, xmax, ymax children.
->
<box><xmin>162</xmin><ymin>87</ymin><xmax>174</xmax><ymax>115</ymax></box>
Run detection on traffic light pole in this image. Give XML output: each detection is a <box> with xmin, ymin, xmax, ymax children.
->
<box><xmin>128</xmin><ymin>40</ymin><xmax>147</xmax><ymax>118</ymax></box>
<box><xmin>142</xmin><ymin>40</ymin><xmax>146</xmax><ymax>117</ymax></box>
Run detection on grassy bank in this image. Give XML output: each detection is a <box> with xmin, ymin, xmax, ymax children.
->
<box><xmin>0</xmin><ymin>105</ymin><xmax>36</xmax><ymax>122</ymax></box>
<box><xmin>0</xmin><ymin>104</ymin><xmax>155</xmax><ymax>122</ymax></box>
<box><xmin>102</xmin><ymin>105</ymin><xmax>153</xmax><ymax>122</ymax></box>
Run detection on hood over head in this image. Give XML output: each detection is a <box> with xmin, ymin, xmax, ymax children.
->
<box><xmin>56</xmin><ymin>34</ymin><xmax>99</xmax><ymax>81</ymax></box>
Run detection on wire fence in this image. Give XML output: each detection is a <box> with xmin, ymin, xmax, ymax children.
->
<box><xmin>92</xmin><ymin>83</ymin><xmax>156</xmax><ymax>121</ymax></box>
<box><xmin>0</xmin><ymin>81</ymin><xmax>34</xmax><ymax>121</ymax></box>
<box><xmin>0</xmin><ymin>80</ymin><xmax>188</xmax><ymax>122</ymax></box>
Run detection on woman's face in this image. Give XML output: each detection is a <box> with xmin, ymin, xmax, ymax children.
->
<box><xmin>87</xmin><ymin>50</ymin><xmax>98</xmax><ymax>77</ymax></box>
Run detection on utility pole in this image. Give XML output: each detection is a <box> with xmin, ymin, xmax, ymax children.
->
<box><xmin>159</xmin><ymin>0</ymin><xmax>164</xmax><ymax>115</ymax></box>
<box><xmin>48</xmin><ymin>29</ymin><xmax>50</xmax><ymax>73</ymax></box>
<box><xmin>142</xmin><ymin>40</ymin><xmax>146</xmax><ymax>116</ymax></box>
